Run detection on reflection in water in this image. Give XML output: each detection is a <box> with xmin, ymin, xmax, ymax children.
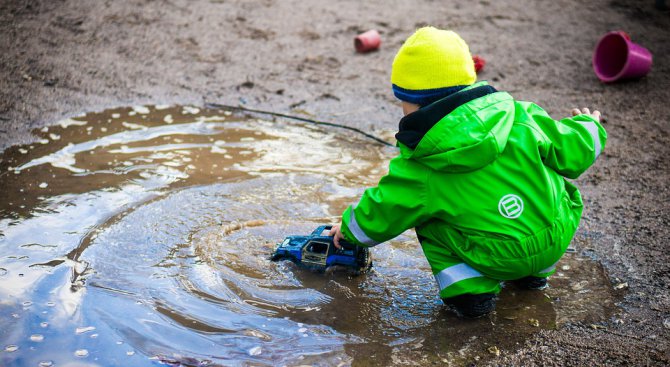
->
<box><xmin>0</xmin><ymin>105</ymin><xmax>617</xmax><ymax>366</ymax></box>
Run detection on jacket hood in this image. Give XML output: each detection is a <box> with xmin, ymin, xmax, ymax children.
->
<box><xmin>395</xmin><ymin>81</ymin><xmax>515</xmax><ymax>173</ymax></box>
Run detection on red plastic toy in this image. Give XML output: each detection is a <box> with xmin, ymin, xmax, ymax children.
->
<box><xmin>473</xmin><ymin>55</ymin><xmax>486</xmax><ymax>73</ymax></box>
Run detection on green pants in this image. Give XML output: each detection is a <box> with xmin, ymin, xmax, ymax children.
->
<box><xmin>422</xmin><ymin>241</ymin><xmax>559</xmax><ymax>299</ymax></box>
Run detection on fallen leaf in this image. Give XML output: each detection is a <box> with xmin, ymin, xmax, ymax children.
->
<box><xmin>488</xmin><ymin>346</ymin><xmax>500</xmax><ymax>356</ymax></box>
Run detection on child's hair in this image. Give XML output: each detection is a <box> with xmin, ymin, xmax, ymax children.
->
<box><xmin>391</xmin><ymin>27</ymin><xmax>476</xmax><ymax>106</ymax></box>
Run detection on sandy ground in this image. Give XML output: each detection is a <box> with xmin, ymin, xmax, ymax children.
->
<box><xmin>1</xmin><ymin>0</ymin><xmax>669</xmax><ymax>365</ymax></box>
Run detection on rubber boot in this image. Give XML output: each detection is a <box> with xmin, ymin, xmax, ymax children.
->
<box><xmin>442</xmin><ymin>293</ymin><xmax>496</xmax><ymax>318</ymax></box>
<box><xmin>514</xmin><ymin>276</ymin><xmax>548</xmax><ymax>290</ymax></box>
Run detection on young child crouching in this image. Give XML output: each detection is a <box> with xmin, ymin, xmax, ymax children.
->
<box><xmin>330</xmin><ymin>27</ymin><xmax>606</xmax><ymax>317</ymax></box>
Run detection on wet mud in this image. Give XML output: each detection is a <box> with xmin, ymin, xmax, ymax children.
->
<box><xmin>0</xmin><ymin>107</ymin><xmax>619</xmax><ymax>366</ymax></box>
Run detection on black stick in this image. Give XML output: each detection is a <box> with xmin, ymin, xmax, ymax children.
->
<box><xmin>204</xmin><ymin>102</ymin><xmax>395</xmax><ymax>147</ymax></box>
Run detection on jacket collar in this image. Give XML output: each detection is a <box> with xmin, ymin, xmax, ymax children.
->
<box><xmin>395</xmin><ymin>83</ymin><xmax>498</xmax><ymax>149</ymax></box>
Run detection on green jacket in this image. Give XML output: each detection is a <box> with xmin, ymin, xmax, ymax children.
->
<box><xmin>340</xmin><ymin>82</ymin><xmax>607</xmax><ymax>279</ymax></box>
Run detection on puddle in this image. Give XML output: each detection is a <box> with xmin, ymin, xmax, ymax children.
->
<box><xmin>0</xmin><ymin>105</ymin><xmax>618</xmax><ymax>366</ymax></box>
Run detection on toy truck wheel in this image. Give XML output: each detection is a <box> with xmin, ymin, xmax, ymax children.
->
<box><xmin>355</xmin><ymin>248</ymin><xmax>373</xmax><ymax>274</ymax></box>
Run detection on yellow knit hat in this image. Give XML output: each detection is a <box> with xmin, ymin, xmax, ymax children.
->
<box><xmin>391</xmin><ymin>27</ymin><xmax>476</xmax><ymax>105</ymax></box>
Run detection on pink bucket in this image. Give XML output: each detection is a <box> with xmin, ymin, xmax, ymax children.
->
<box><xmin>592</xmin><ymin>31</ymin><xmax>653</xmax><ymax>82</ymax></box>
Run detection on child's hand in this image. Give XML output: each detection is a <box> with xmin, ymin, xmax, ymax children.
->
<box><xmin>328</xmin><ymin>224</ymin><xmax>344</xmax><ymax>249</ymax></box>
<box><xmin>571</xmin><ymin>107</ymin><xmax>602</xmax><ymax>122</ymax></box>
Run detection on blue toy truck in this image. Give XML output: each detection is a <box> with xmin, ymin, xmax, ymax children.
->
<box><xmin>271</xmin><ymin>225</ymin><xmax>372</xmax><ymax>274</ymax></box>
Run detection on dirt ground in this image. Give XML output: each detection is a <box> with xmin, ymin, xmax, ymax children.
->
<box><xmin>1</xmin><ymin>0</ymin><xmax>669</xmax><ymax>365</ymax></box>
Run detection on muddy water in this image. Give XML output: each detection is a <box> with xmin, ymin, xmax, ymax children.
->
<box><xmin>0</xmin><ymin>106</ymin><xmax>618</xmax><ymax>366</ymax></box>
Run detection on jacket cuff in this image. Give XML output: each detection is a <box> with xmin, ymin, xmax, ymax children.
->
<box><xmin>341</xmin><ymin>205</ymin><xmax>382</xmax><ymax>247</ymax></box>
<box><xmin>572</xmin><ymin>114</ymin><xmax>605</xmax><ymax>161</ymax></box>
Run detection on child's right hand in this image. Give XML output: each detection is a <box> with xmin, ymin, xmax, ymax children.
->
<box><xmin>328</xmin><ymin>224</ymin><xmax>344</xmax><ymax>249</ymax></box>
<box><xmin>571</xmin><ymin>107</ymin><xmax>602</xmax><ymax>122</ymax></box>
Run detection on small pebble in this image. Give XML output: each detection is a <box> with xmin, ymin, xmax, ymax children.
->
<box><xmin>75</xmin><ymin>349</ymin><xmax>89</xmax><ymax>357</ymax></box>
<box><xmin>248</xmin><ymin>346</ymin><xmax>262</xmax><ymax>356</ymax></box>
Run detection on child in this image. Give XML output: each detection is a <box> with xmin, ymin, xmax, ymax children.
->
<box><xmin>329</xmin><ymin>27</ymin><xmax>606</xmax><ymax>318</ymax></box>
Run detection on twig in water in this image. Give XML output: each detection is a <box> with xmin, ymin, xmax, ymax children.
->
<box><xmin>204</xmin><ymin>102</ymin><xmax>395</xmax><ymax>147</ymax></box>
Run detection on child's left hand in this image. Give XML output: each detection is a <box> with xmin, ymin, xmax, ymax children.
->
<box><xmin>328</xmin><ymin>224</ymin><xmax>344</xmax><ymax>249</ymax></box>
<box><xmin>571</xmin><ymin>107</ymin><xmax>602</xmax><ymax>122</ymax></box>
